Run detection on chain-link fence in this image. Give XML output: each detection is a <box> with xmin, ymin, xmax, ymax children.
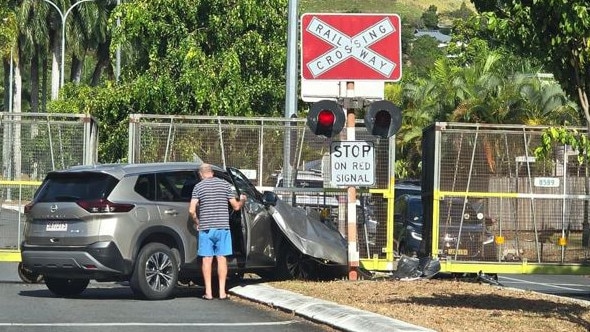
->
<box><xmin>422</xmin><ymin>122</ymin><xmax>590</xmax><ymax>272</ymax></box>
<box><xmin>4</xmin><ymin>114</ymin><xmax>589</xmax><ymax>274</ymax></box>
<box><xmin>0</xmin><ymin>113</ymin><xmax>98</xmax><ymax>257</ymax></box>
<box><xmin>128</xmin><ymin>114</ymin><xmax>393</xmax><ymax>261</ymax></box>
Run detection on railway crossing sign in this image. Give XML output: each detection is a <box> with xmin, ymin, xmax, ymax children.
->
<box><xmin>301</xmin><ymin>13</ymin><xmax>402</xmax><ymax>81</ymax></box>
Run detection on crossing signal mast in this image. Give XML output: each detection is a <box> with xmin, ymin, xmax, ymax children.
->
<box><xmin>305</xmin><ymin>96</ymin><xmax>402</xmax><ymax>282</ymax></box>
<box><xmin>300</xmin><ymin>13</ymin><xmax>403</xmax><ymax>280</ymax></box>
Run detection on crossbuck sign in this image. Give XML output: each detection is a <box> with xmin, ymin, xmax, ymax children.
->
<box><xmin>301</xmin><ymin>13</ymin><xmax>401</xmax><ymax>81</ymax></box>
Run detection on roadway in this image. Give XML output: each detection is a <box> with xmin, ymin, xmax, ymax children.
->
<box><xmin>498</xmin><ymin>274</ymin><xmax>590</xmax><ymax>303</ymax></box>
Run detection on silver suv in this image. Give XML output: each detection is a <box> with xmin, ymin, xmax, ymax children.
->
<box><xmin>21</xmin><ymin>162</ymin><xmax>347</xmax><ymax>300</ymax></box>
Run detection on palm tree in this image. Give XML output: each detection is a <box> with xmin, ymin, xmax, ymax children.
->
<box><xmin>447</xmin><ymin>52</ymin><xmax>506</xmax><ymax>123</ymax></box>
<box><xmin>34</xmin><ymin>0</ymin><xmax>62</xmax><ymax>101</ymax></box>
<box><xmin>1</xmin><ymin>2</ymin><xmax>18</xmax><ymax>182</ymax></box>
<box><xmin>396</xmin><ymin>79</ymin><xmax>439</xmax><ymax>178</ymax></box>
<box><xmin>515</xmin><ymin>76</ymin><xmax>581</xmax><ymax>126</ymax></box>
<box><xmin>428</xmin><ymin>58</ymin><xmax>464</xmax><ymax>120</ymax></box>
<box><xmin>68</xmin><ymin>0</ymin><xmax>113</xmax><ymax>85</ymax></box>
<box><xmin>1</xmin><ymin>2</ymin><xmax>18</xmax><ymax>111</ymax></box>
<box><xmin>17</xmin><ymin>1</ymin><xmax>53</xmax><ymax>111</ymax></box>
<box><xmin>31</xmin><ymin>0</ymin><xmax>103</xmax><ymax>98</ymax></box>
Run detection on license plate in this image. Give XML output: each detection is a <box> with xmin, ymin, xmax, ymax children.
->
<box><xmin>46</xmin><ymin>222</ymin><xmax>67</xmax><ymax>232</ymax></box>
<box><xmin>447</xmin><ymin>248</ymin><xmax>468</xmax><ymax>256</ymax></box>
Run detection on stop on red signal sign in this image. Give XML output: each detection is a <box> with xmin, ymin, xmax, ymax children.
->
<box><xmin>330</xmin><ymin>141</ymin><xmax>375</xmax><ymax>186</ymax></box>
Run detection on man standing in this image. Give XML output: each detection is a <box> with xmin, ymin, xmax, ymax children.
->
<box><xmin>189</xmin><ymin>163</ymin><xmax>246</xmax><ymax>300</ymax></box>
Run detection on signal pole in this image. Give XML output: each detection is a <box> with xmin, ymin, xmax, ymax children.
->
<box><xmin>345</xmin><ymin>82</ymin><xmax>359</xmax><ymax>281</ymax></box>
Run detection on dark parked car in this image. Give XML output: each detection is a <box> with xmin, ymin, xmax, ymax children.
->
<box><xmin>21</xmin><ymin>162</ymin><xmax>347</xmax><ymax>300</ymax></box>
<box><xmin>394</xmin><ymin>194</ymin><xmax>495</xmax><ymax>259</ymax></box>
<box><xmin>393</xmin><ymin>194</ymin><xmax>424</xmax><ymax>257</ymax></box>
<box><xmin>394</xmin><ymin>181</ymin><xmax>421</xmax><ymax>198</ymax></box>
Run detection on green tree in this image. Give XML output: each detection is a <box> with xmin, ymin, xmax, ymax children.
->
<box><xmin>471</xmin><ymin>0</ymin><xmax>590</xmax><ymax>246</ymax></box>
<box><xmin>421</xmin><ymin>5</ymin><xmax>438</xmax><ymax>30</ymax></box>
<box><xmin>406</xmin><ymin>35</ymin><xmax>445</xmax><ymax>77</ymax></box>
<box><xmin>515</xmin><ymin>76</ymin><xmax>580</xmax><ymax>126</ymax></box>
<box><xmin>67</xmin><ymin>1</ymin><xmax>113</xmax><ymax>86</ymax></box>
<box><xmin>109</xmin><ymin>0</ymin><xmax>288</xmax><ymax>116</ymax></box>
<box><xmin>50</xmin><ymin>0</ymin><xmax>290</xmax><ymax>162</ymax></box>
<box><xmin>396</xmin><ymin>78</ymin><xmax>438</xmax><ymax>178</ymax></box>
<box><xmin>471</xmin><ymin>0</ymin><xmax>590</xmax><ymax>128</ymax></box>
<box><xmin>448</xmin><ymin>1</ymin><xmax>474</xmax><ymax>22</ymax></box>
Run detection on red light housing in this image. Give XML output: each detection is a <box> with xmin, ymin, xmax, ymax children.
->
<box><xmin>76</xmin><ymin>199</ymin><xmax>135</xmax><ymax>213</ymax></box>
<box><xmin>364</xmin><ymin>100</ymin><xmax>402</xmax><ymax>138</ymax></box>
<box><xmin>306</xmin><ymin>100</ymin><xmax>345</xmax><ymax>137</ymax></box>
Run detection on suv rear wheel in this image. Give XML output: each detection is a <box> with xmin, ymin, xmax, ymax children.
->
<box><xmin>45</xmin><ymin>277</ymin><xmax>89</xmax><ymax>297</ymax></box>
<box><xmin>130</xmin><ymin>243</ymin><xmax>179</xmax><ymax>300</ymax></box>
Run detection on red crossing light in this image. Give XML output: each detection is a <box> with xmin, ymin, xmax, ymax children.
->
<box><xmin>307</xmin><ymin>100</ymin><xmax>345</xmax><ymax>137</ymax></box>
<box><xmin>317</xmin><ymin>110</ymin><xmax>336</xmax><ymax>127</ymax></box>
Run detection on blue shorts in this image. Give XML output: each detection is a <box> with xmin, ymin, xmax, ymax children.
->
<box><xmin>197</xmin><ymin>228</ymin><xmax>233</xmax><ymax>257</ymax></box>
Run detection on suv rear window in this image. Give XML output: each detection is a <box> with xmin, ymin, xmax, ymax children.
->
<box><xmin>35</xmin><ymin>172</ymin><xmax>119</xmax><ymax>202</ymax></box>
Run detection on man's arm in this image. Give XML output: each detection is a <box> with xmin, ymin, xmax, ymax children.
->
<box><xmin>189</xmin><ymin>198</ymin><xmax>199</xmax><ymax>227</ymax></box>
<box><xmin>229</xmin><ymin>194</ymin><xmax>246</xmax><ymax>211</ymax></box>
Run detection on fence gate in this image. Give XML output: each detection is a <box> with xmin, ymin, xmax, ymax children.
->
<box><xmin>0</xmin><ymin>113</ymin><xmax>98</xmax><ymax>262</ymax></box>
<box><xmin>422</xmin><ymin>122</ymin><xmax>590</xmax><ymax>274</ymax></box>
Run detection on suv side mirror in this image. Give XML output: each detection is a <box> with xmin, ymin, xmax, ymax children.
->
<box><xmin>262</xmin><ymin>191</ymin><xmax>278</xmax><ymax>206</ymax></box>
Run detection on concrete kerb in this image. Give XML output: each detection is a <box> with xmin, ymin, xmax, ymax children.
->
<box><xmin>229</xmin><ymin>283</ymin><xmax>436</xmax><ymax>332</ymax></box>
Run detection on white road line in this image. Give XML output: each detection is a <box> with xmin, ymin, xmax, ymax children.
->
<box><xmin>499</xmin><ymin>275</ymin><xmax>588</xmax><ymax>291</ymax></box>
<box><xmin>0</xmin><ymin>321</ymin><xmax>298</xmax><ymax>327</ymax></box>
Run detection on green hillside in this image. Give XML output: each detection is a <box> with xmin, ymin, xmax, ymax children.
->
<box><xmin>300</xmin><ymin>0</ymin><xmax>475</xmax><ymax>25</ymax></box>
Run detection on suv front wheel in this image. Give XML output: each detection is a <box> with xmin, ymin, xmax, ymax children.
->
<box><xmin>130</xmin><ymin>243</ymin><xmax>179</xmax><ymax>300</ymax></box>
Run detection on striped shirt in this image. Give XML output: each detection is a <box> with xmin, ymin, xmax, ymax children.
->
<box><xmin>192</xmin><ymin>177</ymin><xmax>234</xmax><ymax>230</ymax></box>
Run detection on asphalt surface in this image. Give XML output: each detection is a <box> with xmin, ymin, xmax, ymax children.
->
<box><xmin>0</xmin><ymin>262</ymin><xmax>434</xmax><ymax>332</ymax></box>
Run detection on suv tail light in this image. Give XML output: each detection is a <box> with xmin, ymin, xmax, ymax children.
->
<box><xmin>24</xmin><ymin>202</ymin><xmax>34</xmax><ymax>214</ymax></box>
<box><xmin>77</xmin><ymin>199</ymin><xmax>135</xmax><ymax>213</ymax></box>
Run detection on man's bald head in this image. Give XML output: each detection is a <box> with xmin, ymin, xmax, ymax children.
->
<box><xmin>199</xmin><ymin>163</ymin><xmax>213</xmax><ymax>178</ymax></box>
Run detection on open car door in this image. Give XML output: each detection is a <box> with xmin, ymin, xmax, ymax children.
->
<box><xmin>226</xmin><ymin>167</ymin><xmax>277</xmax><ymax>267</ymax></box>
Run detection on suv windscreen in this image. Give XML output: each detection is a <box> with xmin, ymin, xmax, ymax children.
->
<box><xmin>441</xmin><ymin>200</ymin><xmax>481</xmax><ymax>224</ymax></box>
<box><xmin>36</xmin><ymin>172</ymin><xmax>118</xmax><ymax>202</ymax></box>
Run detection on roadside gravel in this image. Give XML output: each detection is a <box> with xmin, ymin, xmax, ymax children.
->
<box><xmin>268</xmin><ymin>277</ymin><xmax>590</xmax><ymax>332</ymax></box>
